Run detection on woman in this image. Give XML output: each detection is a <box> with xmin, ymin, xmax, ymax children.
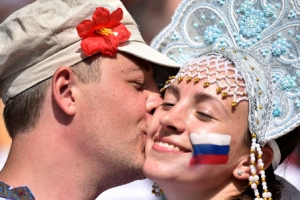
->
<box><xmin>143</xmin><ymin>0</ymin><xmax>300</xmax><ymax>199</ymax></box>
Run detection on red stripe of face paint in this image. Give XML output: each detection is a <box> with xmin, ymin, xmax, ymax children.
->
<box><xmin>190</xmin><ymin>154</ymin><xmax>229</xmax><ymax>165</ymax></box>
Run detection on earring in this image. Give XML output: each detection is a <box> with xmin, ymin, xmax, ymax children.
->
<box><xmin>237</xmin><ymin>170</ymin><xmax>243</xmax><ymax>176</ymax></box>
<box><xmin>152</xmin><ymin>182</ymin><xmax>163</xmax><ymax>197</ymax></box>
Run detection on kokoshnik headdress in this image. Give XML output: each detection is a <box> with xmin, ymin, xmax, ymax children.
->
<box><xmin>151</xmin><ymin>0</ymin><xmax>300</xmax><ymax>199</ymax></box>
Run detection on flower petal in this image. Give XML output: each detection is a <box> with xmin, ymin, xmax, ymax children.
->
<box><xmin>80</xmin><ymin>37</ymin><xmax>104</xmax><ymax>56</ymax></box>
<box><xmin>112</xmin><ymin>24</ymin><xmax>131</xmax><ymax>42</ymax></box>
<box><xmin>93</xmin><ymin>7</ymin><xmax>110</xmax><ymax>25</ymax></box>
<box><xmin>76</xmin><ymin>20</ymin><xmax>95</xmax><ymax>38</ymax></box>
<box><xmin>101</xmin><ymin>36</ymin><xmax>119</xmax><ymax>56</ymax></box>
<box><xmin>107</xmin><ymin>8</ymin><xmax>123</xmax><ymax>28</ymax></box>
<box><xmin>80</xmin><ymin>36</ymin><xmax>118</xmax><ymax>57</ymax></box>
<box><xmin>77</xmin><ymin>7</ymin><xmax>131</xmax><ymax>57</ymax></box>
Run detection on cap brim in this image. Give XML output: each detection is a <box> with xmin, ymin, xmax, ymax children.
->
<box><xmin>118</xmin><ymin>41</ymin><xmax>180</xmax><ymax>85</ymax></box>
<box><xmin>118</xmin><ymin>41</ymin><xmax>180</xmax><ymax>68</ymax></box>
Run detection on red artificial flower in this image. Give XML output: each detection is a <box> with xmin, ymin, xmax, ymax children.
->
<box><xmin>76</xmin><ymin>7</ymin><xmax>131</xmax><ymax>57</ymax></box>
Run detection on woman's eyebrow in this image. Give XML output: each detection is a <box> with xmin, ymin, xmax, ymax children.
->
<box><xmin>194</xmin><ymin>92</ymin><xmax>229</xmax><ymax>116</ymax></box>
<box><xmin>165</xmin><ymin>85</ymin><xmax>180</xmax><ymax>96</ymax></box>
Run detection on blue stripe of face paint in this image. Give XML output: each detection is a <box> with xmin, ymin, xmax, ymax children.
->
<box><xmin>192</xmin><ymin>144</ymin><xmax>229</xmax><ymax>155</ymax></box>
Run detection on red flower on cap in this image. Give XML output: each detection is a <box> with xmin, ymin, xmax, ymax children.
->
<box><xmin>76</xmin><ymin>7</ymin><xmax>131</xmax><ymax>57</ymax></box>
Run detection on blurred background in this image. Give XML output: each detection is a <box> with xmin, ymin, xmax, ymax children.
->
<box><xmin>0</xmin><ymin>0</ymin><xmax>299</xmax><ymax>199</ymax></box>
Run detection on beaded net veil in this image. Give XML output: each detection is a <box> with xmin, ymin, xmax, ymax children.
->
<box><xmin>162</xmin><ymin>54</ymin><xmax>249</xmax><ymax>106</ymax></box>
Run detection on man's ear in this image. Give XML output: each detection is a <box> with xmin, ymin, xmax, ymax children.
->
<box><xmin>52</xmin><ymin>66</ymin><xmax>78</xmax><ymax>116</ymax></box>
<box><xmin>233</xmin><ymin>146</ymin><xmax>274</xmax><ymax>180</ymax></box>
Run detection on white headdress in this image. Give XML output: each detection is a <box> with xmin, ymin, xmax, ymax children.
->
<box><xmin>151</xmin><ymin>0</ymin><xmax>300</xmax><ymax>146</ymax></box>
<box><xmin>151</xmin><ymin>0</ymin><xmax>300</xmax><ymax>199</ymax></box>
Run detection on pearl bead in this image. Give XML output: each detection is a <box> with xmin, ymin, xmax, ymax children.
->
<box><xmin>251</xmin><ymin>183</ymin><xmax>257</xmax><ymax>189</ymax></box>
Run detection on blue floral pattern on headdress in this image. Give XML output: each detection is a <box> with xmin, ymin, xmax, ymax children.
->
<box><xmin>237</xmin><ymin>2</ymin><xmax>268</xmax><ymax>38</ymax></box>
<box><xmin>204</xmin><ymin>25</ymin><xmax>222</xmax><ymax>43</ymax></box>
<box><xmin>151</xmin><ymin>0</ymin><xmax>300</xmax><ymax>144</ymax></box>
<box><xmin>272</xmin><ymin>38</ymin><xmax>289</xmax><ymax>56</ymax></box>
<box><xmin>281</xmin><ymin>75</ymin><xmax>297</xmax><ymax>92</ymax></box>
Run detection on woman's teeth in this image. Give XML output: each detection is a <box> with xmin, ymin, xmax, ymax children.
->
<box><xmin>155</xmin><ymin>141</ymin><xmax>181</xmax><ymax>151</ymax></box>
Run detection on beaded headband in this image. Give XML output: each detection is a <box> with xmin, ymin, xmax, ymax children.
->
<box><xmin>161</xmin><ymin>54</ymin><xmax>249</xmax><ymax>107</ymax></box>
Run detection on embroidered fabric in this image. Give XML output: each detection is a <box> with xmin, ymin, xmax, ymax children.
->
<box><xmin>0</xmin><ymin>181</ymin><xmax>35</xmax><ymax>200</ymax></box>
<box><xmin>151</xmin><ymin>0</ymin><xmax>300</xmax><ymax>146</ymax></box>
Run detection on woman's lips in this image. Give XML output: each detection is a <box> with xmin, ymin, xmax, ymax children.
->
<box><xmin>152</xmin><ymin>138</ymin><xmax>191</xmax><ymax>153</ymax></box>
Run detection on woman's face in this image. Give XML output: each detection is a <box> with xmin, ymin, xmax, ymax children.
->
<box><xmin>143</xmin><ymin>60</ymin><xmax>250</xmax><ymax>193</ymax></box>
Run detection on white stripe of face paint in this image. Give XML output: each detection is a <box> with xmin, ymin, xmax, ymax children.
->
<box><xmin>190</xmin><ymin>133</ymin><xmax>231</xmax><ymax>146</ymax></box>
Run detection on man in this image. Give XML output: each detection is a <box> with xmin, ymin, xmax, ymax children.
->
<box><xmin>0</xmin><ymin>0</ymin><xmax>179</xmax><ymax>199</ymax></box>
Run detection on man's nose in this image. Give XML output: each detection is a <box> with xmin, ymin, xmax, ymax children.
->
<box><xmin>146</xmin><ymin>92</ymin><xmax>162</xmax><ymax>115</ymax></box>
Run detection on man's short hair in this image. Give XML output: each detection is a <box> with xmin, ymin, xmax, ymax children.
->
<box><xmin>3</xmin><ymin>54</ymin><xmax>102</xmax><ymax>138</ymax></box>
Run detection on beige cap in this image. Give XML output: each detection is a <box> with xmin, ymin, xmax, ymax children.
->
<box><xmin>0</xmin><ymin>0</ymin><xmax>179</xmax><ymax>104</ymax></box>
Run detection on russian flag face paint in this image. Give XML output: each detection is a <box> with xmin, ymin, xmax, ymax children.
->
<box><xmin>190</xmin><ymin>133</ymin><xmax>231</xmax><ymax>165</ymax></box>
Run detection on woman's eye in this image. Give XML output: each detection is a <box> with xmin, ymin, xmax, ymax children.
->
<box><xmin>161</xmin><ymin>102</ymin><xmax>174</xmax><ymax>111</ymax></box>
<box><xmin>196</xmin><ymin>112</ymin><xmax>213</xmax><ymax>121</ymax></box>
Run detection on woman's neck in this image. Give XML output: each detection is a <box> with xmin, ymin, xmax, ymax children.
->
<box><xmin>158</xmin><ymin>180</ymin><xmax>241</xmax><ymax>200</ymax></box>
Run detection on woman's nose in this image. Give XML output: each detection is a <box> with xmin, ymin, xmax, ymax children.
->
<box><xmin>159</xmin><ymin>105</ymin><xmax>186</xmax><ymax>134</ymax></box>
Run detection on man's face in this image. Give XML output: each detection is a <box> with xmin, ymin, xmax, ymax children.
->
<box><xmin>78</xmin><ymin>52</ymin><xmax>161</xmax><ymax>187</ymax></box>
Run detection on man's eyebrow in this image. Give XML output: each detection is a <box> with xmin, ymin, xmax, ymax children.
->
<box><xmin>194</xmin><ymin>92</ymin><xmax>229</xmax><ymax>116</ymax></box>
<box><xmin>134</xmin><ymin>59</ymin><xmax>151</xmax><ymax>72</ymax></box>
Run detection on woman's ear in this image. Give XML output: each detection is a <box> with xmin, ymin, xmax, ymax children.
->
<box><xmin>233</xmin><ymin>156</ymin><xmax>251</xmax><ymax>180</ymax></box>
<box><xmin>52</xmin><ymin>66</ymin><xmax>78</xmax><ymax>116</ymax></box>
<box><xmin>261</xmin><ymin>145</ymin><xmax>274</xmax><ymax>170</ymax></box>
<box><xmin>233</xmin><ymin>146</ymin><xmax>274</xmax><ymax>180</ymax></box>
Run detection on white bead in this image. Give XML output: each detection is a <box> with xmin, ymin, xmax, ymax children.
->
<box><xmin>256</xmin><ymin>145</ymin><xmax>261</xmax><ymax>149</ymax></box>
<box><xmin>254</xmin><ymin>175</ymin><xmax>259</xmax><ymax>181</ymax></box>
<box><xmin>258</xmin><ymin>162</ymin><xmax>264</xmax><ymax>167</ymax></box>
<box><xmin>251</xmin><ymin>168</ymin><xmax>256</xmax><ymax>174</ymax></box>
<box><xmin>263</xmin><ymin>185</ymin><xmax>268</xmax><ymax>190</ymax></box>
<box><xmin>251</xmin><ymin>183</ymin><xmax>257</xmax><ymax>189</ymax></box>
<box><xmin>268</xmin><ymin>192</ymin><xmax>272</xmax><ymax>197</ymax></box>
<box><xmin>249</xmin><ymin>176</ymin><xmax>254</xmax><ymax>182</ymax></box>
